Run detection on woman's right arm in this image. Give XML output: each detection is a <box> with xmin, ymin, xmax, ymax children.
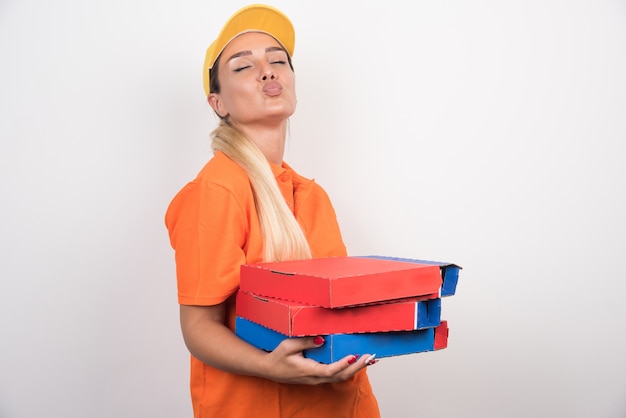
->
<box><xmin>179</xmin><ymin>303</ymin><xmax>374</xmax><ymax>385</ymax></box>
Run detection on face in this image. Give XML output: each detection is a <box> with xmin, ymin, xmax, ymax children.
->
<box><xmin>208</xmin><ymin>32</ymin><xmax>296</xmax><ymax>125</ymax></box>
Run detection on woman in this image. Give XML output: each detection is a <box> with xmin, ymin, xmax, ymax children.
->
<box><xmin>165</xmin><ymin>4</ymin><xmax>380</xmax><ymax>417</ymax></box>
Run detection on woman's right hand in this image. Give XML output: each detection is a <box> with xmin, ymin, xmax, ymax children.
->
<box><xmin>179</xmin><ymin>303</ymin><xmax>376</xmax><ymax>386</ymax></box>
<box><xmin>260</xmin><ymin>336</ymin><xmax>375</xmax><ymax>385</ymax></box>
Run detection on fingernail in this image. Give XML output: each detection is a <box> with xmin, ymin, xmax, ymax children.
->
<box><xmin>313</xmin><ymin>336</ymin><xmax>325</xmax><ymax>345</ymax></box>
<box><xmin>347</xmin><ymin>354</ymin><xmax>360</xmax><ymax>365</ymax></box>
<box><xmin>364</xmin><ymin>354</ymin><xmax>377</xmax><ymax>365</ymax></box>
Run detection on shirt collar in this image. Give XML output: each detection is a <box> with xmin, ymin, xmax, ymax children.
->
<box><xmin>270</xmin><ymin>160</ymin><xmax>314</xmax><ymax>190</ymax></box>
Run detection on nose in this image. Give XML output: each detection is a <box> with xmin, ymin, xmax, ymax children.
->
<box><xmin>261</xmin><ymin>72</ymin><xmax>276</xmax><ymax>81</ymax></box>
<box><xmin>260</xmin><ymin>63</ymin><xmax>276</xmax><ymax>81</ymax></box>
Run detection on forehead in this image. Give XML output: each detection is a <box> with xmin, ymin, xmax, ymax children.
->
<box><xmin>221</xmin><ymin>31</ymin><xmax>284</xmax><ymax>58</ymax></box>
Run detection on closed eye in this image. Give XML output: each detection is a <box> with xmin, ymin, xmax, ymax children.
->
<box><xmin>233</xmin><ymin>65</ymin><xmax>251</xmax><ymax>72</ymax></box>
<box><xmin>271</xmin><ymin>60</ymin><xmax>287</xmax><ymax>65</ymax></box>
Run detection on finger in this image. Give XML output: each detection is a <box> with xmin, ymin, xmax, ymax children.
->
<box><xmin>339</xmin><ymin>353</ymin><xmax>378</xmax><ymax>370</ymax></box>
<box><xmin>325</xmin><ymin>353</ymin><xmax>365</xmax><ymax>374</ymax></box>
<box><xmin>362</xmin><ymin>353</ymin><xmax>378</xmax><ymax>366</ymax></box>
<box><xmin>273</xmin><ymin>335</ymin><xmax>325</xmax><ymax>357</ymax></box>
<box><xmin>307</xmin><ymin>353</ymin><xmax>369</xmax><ymax>383</ymax></box>
<box><xmin>299</xmin><ymin>335</ymin><xmax>327</xmax><ymax>350</ymax></box>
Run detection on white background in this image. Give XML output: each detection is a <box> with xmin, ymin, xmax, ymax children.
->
<box><xmin>1</xmin><ymin>1</ymin><xmax>625</xmax><ymax>417</ymax></box>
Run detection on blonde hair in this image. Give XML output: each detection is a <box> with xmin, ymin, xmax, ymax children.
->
<box><xmin>211</xmin><ymin>121</ymin><xmax>312</xmax><ymax>262</ymax></box>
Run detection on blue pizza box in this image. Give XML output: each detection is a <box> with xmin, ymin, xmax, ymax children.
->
<box><xmin>235</xmin><ymin>316</ymin><xmax>448</xmax><ymax>364</ymax></box>
<box><xmin>359</xmin><ymin>255</ymin><xmax>461</xmax><ymax>297</ymax></box>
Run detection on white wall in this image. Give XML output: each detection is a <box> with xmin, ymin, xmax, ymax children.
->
<box><xmin>1</xmin><ymin>1</ymin><xmax>625</xmax><ymax>417</ymax></box>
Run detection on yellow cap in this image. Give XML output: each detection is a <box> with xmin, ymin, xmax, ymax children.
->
<box><xmin>202</xmin><ymin>4</ymin><xmax>295</xmax><ymax>97</ymax></box>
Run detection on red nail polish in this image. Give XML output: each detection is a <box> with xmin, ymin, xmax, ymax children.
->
<box><xmin>347</xmin><ymin>355</ymin><xmax>360</xmax><ymax>365</ymax></box>
<box><xmin>313</xmin><ymin>336</ymin><xmax>325</xmax><ymax>345</ymax></box>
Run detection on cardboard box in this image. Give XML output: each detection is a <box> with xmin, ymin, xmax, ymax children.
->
<box><xmin>434</xmin><ymin>319</ymin><xmax>449</xmax><ymax>350</ymax></box>
<box><xmin>235</xmin><ymin>317</ymin><xmax>449</xmax><ymax>364</ymax></box>
<box><xmin>239</xmin><ymin>256</ymin><xmax>443</xmax><ymax>308</ymax></box>
<box><xmin>236</xmin><ymin>290</ymin><xmax>441</xmax><ymax>336</ymax></box>
<box><xmin>359</xmin><ymin>256</ymin><xmax>461</xmax><ymax>297</ymax></box>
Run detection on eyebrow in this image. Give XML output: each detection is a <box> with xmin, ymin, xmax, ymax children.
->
<box><xmin>225</xmin><ymin>46</ymin><xmax>287</xmax><ymax>63</ymax></box>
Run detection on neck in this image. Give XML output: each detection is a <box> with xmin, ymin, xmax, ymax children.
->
<box><xmin>236</xmin><ymin>121</ymin><xmax>287</xmax><ymax>165</ymax></box>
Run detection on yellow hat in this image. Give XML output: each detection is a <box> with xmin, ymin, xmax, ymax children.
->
<box><xmin>202</xmin><ymin>4</ymin><xmax>295</xmax><ymax>97</ymax></box>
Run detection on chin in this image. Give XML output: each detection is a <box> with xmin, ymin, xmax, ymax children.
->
<box><xmin>267</xmin><ymin>105</ymin><xmax>296</xmax><ymax>120</ymax></box>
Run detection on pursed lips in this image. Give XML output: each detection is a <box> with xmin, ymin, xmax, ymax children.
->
<box><xmin>262</xmin><ymin>81</ymin><xmax>282</xmax><ymax>97</ymax></box>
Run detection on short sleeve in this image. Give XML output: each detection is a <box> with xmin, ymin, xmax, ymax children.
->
<box><xmin>165</xmin><ymin>180</ymin><xmax>248</xmax><ymax>305</ymax></box>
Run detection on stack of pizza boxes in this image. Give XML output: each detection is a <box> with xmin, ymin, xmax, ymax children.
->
<box><xmin>235</xmin><ymin>255</ymin><xmax>461</xmax><ymax>363</ymax></box>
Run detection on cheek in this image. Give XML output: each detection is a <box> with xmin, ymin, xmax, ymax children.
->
<box><xmin>221</xmin><ymin>79</ymin><xmax>256</xmax><ymax>108</ymax></box>
<box><xmin>283</xmin><ymin>73</ymin><xmax>297</xmax><ymax>99</ymax></box>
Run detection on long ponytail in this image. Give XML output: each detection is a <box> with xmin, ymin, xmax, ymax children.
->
<box><xmin>211</xmin><ymin>121</ymin><xmax>312</xmax><ymax>262</ymax></box>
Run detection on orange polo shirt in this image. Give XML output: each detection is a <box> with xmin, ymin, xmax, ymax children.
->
<box><xmin>165</xmin><ymin>151</ymin><xmax>380</xmax><ymax>418</ymax></box>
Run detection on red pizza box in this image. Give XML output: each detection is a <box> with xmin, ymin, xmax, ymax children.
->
<box><xmin>434</xmin><ymin>320</ymin><xmax>449</xmax><ymax>350</ymax></box>
<box><xmin>359</xmin><ymin>256</ymin><xmax>462</xmax><ymax>297</ymax></box>
<box><xmin>240</xmin><ymin>256</ymin><xmax>443</xmax><ymax>308</ymax></box>
<box><xmin>236</xmin><ymin>290</ymin><xmax>441</xmax><ymax>336</ymax></box>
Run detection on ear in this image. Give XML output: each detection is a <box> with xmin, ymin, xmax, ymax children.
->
<box><xmin>208</xmin><ymin>93</ymin><xmax>228</xmax><ymax>118</ymax></box>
